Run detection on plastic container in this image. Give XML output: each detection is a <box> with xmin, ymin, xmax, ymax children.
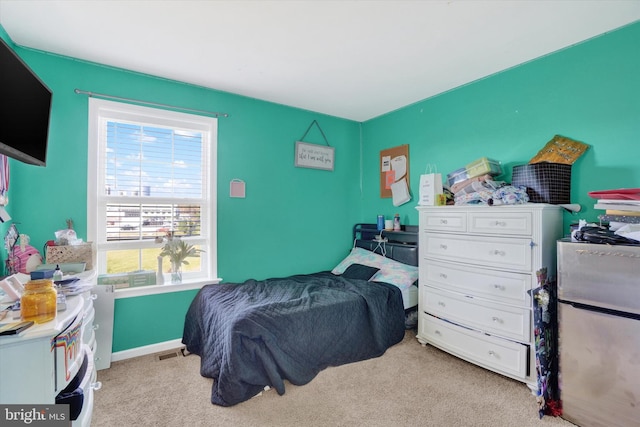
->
<box><xmin>21</xmin><ymin>279</ymin><xmax>57</xmax><ymax>323</ymax></box>
<box><xmin>446</xmin><ymin>167</ymin><xmax>469</xmax><ymax>187</ymax></box>
<box><xmin>465</xmin><ymin>157</ymin><xmax>502</xmax><ymax>178</ymax></box>
<box><xmin>393</xmin><ymin>213</ymin><xmax>401</xmax><ymax>231</ymax></box>
<box><xmin>53</xmin><ymin>264</ymin><xmax>63</xmax><ymax>283</ymax></box>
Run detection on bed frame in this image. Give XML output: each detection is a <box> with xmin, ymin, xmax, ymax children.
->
<box><xmin>352</xmin><ymin>223</ymin><xmax>419</xmax><ymax>267</ymax></box>
<box><xmin>352</xmin><ymin>222</ymin><xmax>419</xmax><ymax>320</ymax></box>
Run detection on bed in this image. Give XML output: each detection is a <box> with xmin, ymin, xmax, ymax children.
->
<box><xmin>181</xmin><ymin>223</ymin><xmax>419</xmax><ymax>406</ymax></box>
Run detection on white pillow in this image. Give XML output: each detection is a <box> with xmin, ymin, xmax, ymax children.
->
<box><xmin>332</xmin><ymin>247</ymin><xmax>418</xmax><ymax>290</ymax></box>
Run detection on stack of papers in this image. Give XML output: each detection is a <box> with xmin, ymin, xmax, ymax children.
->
<box><xmin>589</xmin><ymin>189</ymin><xmax>640</xmax><ymax>242</ymax></box>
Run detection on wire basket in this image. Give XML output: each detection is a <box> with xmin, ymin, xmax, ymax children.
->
<box><xmin>512</xmin><ymin>163</ymin><xmax>571</xmax><ymax>204</ymax></box>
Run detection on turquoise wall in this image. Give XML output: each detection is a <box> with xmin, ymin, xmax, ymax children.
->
<box><xmin>0</xmin><ymin>27</ymin><xmax>362</xmax><ymax>351</ymax></box>
<box><xmin>2</xmin><ymin>21</ymin><xmax>639</xmax><ymax>352</ymax></box>
<box><xmin>362</xmin><ymin>21</ymin><xmax>640</xmax><ymax>230</ymax></box>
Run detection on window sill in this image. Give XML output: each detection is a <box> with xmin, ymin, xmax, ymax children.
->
<box><xmin>114</xmin><ymin>277</ymin><xmax>222</xmax><ymax>299</ymax></box>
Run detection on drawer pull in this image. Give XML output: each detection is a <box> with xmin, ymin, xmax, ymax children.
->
<box><xmin>437</xmin><ymin>301</ymin><xmax>446</xmax><ymax>307</ymax></box>
<box><xmin>492</xmin><ymin>249</ymin><xmax>505</xmax><ymax>256</ymax></box>
<box><xmin>440</xmin><ymin>244</ymin><xmax>448</xmax><ymax>250</ymax></box>
<box><xmin>440</xmin><ymin>219</ymin><xmax>448</xmax><ymax>225</ymax></box>
<box><xmin>488</xmin><ymin>350</ymin><xmax>498</xmax><ymax>358</ymax></box>
<box><xmin>434</xmin><ymin>330</ymin><xmax>442</xmax><ymax>336</ymax></box>
<box><xmin>494</xmin><ymin>221</ymin><xmax>507</xmax><ymax>227</ymax></box>
<box><xmin>439</xmin><ymin>273</ymin><xmax>448</xmax><ymax>279</ymax></box>
<box><xmin>491</xmin><ymin>316</ymin><xmax>504</xmax><ymax>324</ymax></box>
<box><xmin>493</xmin><ymin>284</ymin><xmax>505</xmax><ymax>291</ymax></box>
<box><xmin>90</xmin><ymin>293</ymin><xmax>98</xmax><ymax>300</ymax></box>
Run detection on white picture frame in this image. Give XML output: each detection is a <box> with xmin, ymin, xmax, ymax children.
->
<box><xmin>294</xmin><ymin>141</ymin><xmax>335</xmax><ymax>171</ymax></box>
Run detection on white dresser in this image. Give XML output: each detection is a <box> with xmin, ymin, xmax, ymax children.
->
<box><xmin>0</xmin><ymin>272</ymin><xmax>101</xmax><ymax>426</ymax></box>
<box><xmin>416</xmin><ymin>204</ymin><xmax>563</xmax><ymax>389</ymax></box>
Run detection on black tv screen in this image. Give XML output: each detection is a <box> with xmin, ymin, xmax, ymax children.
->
<box><xmin>0</xmin><ymin>37</ymin><xmax>52</xmax><ymax>166</ymax></box>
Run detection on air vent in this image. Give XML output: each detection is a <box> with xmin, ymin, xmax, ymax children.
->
<box><xmin>157</xmin><ymin>351</ymin><xmax>179</xmax><ymax>361</ymax></box>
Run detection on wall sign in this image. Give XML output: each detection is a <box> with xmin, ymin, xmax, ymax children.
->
<box><xmin>294</xmin><ymin>141</ymin><xmax>335</xmax><ymax>171</ymax></box>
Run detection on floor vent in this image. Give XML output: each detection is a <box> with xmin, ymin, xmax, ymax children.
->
<box><xmin>157</xmin><ymin>351</ymin><xmax>179</xmax><ymax>361</ymax></box>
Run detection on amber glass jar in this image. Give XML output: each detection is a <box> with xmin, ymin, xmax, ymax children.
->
<box><xmin>21</xmin><ymin>279</ymin><xmax>57</xmax><ymax>323</ymax></box>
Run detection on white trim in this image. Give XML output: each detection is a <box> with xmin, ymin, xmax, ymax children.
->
<box><xmin>114</xmin><ymin>277</ymin><xmax>221</xmax><ymax>299</ymax></box>
<box><xmin>111</xmin><ymin>339</ymin><xmax>185</xmax><ymax>362</ymax></box>
<box><xmin>87</xmin><ymin>97</ymin><xmax>217</xmax><ymax>280</ymax></box>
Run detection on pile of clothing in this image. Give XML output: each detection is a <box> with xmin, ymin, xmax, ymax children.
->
<box><xmin>450</xmin><ymin>173</ymin><xmax>529</xmax><ymax>206</ymax></box>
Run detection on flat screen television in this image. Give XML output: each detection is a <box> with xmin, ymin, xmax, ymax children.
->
<box><xmin>0</xmin><ymin>37</ymin><xmax>52</xmax><ymax>166</ymax></box>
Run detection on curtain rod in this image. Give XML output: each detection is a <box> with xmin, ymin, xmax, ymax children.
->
<box><xmin>74</xmin><ymin>89</ymin><xmax>229</xmax><ymax>118</ymax></box>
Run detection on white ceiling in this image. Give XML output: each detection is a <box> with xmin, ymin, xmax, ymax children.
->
<box><xmin>1</xmin><ymin>1</ymin><xmax>639</xmax><ymax>122</ymax></box>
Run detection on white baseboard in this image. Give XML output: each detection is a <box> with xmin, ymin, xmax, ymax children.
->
<box><xmin>111</xmin><ymin>339</ymin><xmax>185</xmax><ymax>362</ymax></box>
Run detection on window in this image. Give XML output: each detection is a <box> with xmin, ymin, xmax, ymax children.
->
<box><xmin>87</xmin><ymin>98</ymin><xmax>217</xmax><ymax>286</ymax></box>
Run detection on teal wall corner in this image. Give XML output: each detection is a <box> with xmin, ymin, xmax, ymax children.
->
<box><xmin>361</xmin><ymin>21</ymin><xmax>640</xmax><ymax>231</ymax></box>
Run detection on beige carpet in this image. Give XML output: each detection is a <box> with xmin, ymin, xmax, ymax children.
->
<box><xmin>92</xmin><ymin>330</ymin><xmax>576</xmax><ymax>427</ymax></box>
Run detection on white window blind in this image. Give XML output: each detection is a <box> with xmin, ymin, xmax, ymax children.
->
<box><xmin>87</xmin><ymin>98</ymin><xmax>217</xmax><ymax>284</ymax></box>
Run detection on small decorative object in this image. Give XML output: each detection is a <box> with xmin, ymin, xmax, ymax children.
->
<box><xmin>156</xmin><ymin>256</ymin><xmax>164</xmax><ymax>285</ymax></box>
<box><xmin>393</xmin><ymin>213</ymin><xmax>401</xmax><ymax>231</ymax></box>
<box><xmin>8</xmin><ymin>233</ymin><xmax>42</xmax><ymax>274</ymax></box>
<box><xmin>230</xmin><ymin>179</ymin><xmax>246</xmax><ymax>198</ymax></box>
<box><xmin>156</xmin><ymin>231</ymin><xmax>203</xmax><ymax>284</ymax></box>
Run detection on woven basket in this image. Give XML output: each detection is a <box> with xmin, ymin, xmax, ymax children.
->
<box><xmin>46</xmin><ymin>242</ymin><xmax>95</xmax><ymax>270</ymax></box>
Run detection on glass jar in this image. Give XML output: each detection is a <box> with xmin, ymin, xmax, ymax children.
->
<box><xmin>21</xmin><ymin>279</ymin><xmax>57</xmax><ymax>323</ymax></box>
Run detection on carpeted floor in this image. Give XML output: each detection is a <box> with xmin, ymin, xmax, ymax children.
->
<box><xmin>92</xmin><ymin>330</ymin><xmax>577</xmax><ymax>427</ymax></box>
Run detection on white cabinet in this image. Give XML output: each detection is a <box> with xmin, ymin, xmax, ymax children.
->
<box><xmin>416</xmin><ymin>204</ymin><xmax>562</xmax><ymax>389</ymax></box>
<box><xmin>0</xmin><ymin>272</ymin><xmax>100</xmax><ymax>426</ymax></box>
<box><xmin>92</xmin><ymin>284</ymin><xmax>115</xmax><ymax>370</ymax></box>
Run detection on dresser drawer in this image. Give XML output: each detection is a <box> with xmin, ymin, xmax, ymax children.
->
<box><xmin>82</xmin><ymin>305</ymin><xmax>95</xmax><ymax>345</ymax></box>
<box><xmin>419</xmin><ymin>210</ymin><xmax>466</xmax><ymax>232</ymax></box>
<box><xmin>422</xmin><ymin>287</ymin><xmax>531</xmax><ymax>342</ymax></box>
<box><xmin>420</xmin><ymin>313</ymin><xmax>529</xmax><ymax>380</ymax></box>
<box><xmin>424</xmin><ymin>233</ymin><xmax>532</xmax><ymax>272</ymax></box>
<box><xmin>53</xmin><ymin>314</ymin><xmax>84</xmax><ymax>393</ymax></box>
<box><xmin>422</xmin><ymin>259</ymin><xmax>532</xmax><ymax>306</ymax></box>
<box><xmin>468</xmin><ymin>211</ymin><xmax>532</xmax><ymax>236</ymax></box>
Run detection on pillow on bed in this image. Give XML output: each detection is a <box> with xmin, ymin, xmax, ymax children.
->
<box><xmin>370</xmin><ymin>263</ymin><xmax>418</xmax><ymax>291</ymax></box>
<box><xmin>332</xmin><ymin>247</ymin><xmax>387</xmax><ymax>275</ymax></box>
<box><xmin>332</xmin><ymin>247</ymin><xmax>418</xmax><ymax>289</ymax></box>
<box><xmin>341</xmin><ymin>263</ymin><xmax>380</xmax><ymax>281</ymax></box>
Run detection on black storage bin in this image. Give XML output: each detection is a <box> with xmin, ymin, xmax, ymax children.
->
<box><xmin>512</xmin><ymin>162</ymin><xmax>571</xmax><ymax>204</ymax></box>
<box><xmin>56</xmin><ymin>353</ymin><xmax>88</xmax><ymax>420</ymax></box>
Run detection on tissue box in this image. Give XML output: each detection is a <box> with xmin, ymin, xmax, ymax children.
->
<box><xmin>46</xmin><ymin>243</ymin><xmax>95</xmax><ymax>270</ymax></box>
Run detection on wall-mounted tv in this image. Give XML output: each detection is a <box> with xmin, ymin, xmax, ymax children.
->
<box><xmin>0</xmin><ymin>37</ymin><xmax>52</xmax><ymax>167</ymax></box>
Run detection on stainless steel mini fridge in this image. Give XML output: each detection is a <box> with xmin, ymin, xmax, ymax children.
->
<box><xmin>557</xmin><ymin>240</ymin><xmax>640</xmax><ymax>427</ymax></box>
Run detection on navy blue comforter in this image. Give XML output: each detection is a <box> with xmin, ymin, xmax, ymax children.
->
<box><xmin>182</xmin><ymin>271</ymin><xmax>405</xmax><ymax>406</ymax></box>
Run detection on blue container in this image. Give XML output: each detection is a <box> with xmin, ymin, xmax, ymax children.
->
<box><xmin>30</xmin><ymin>269</ymin><xmax>55</xmax><ymax>280</ymax></box>
<box><xmin>377</xmin><ymin>215</ymin><xmax>384</xmax><ymax>231</ymax></box>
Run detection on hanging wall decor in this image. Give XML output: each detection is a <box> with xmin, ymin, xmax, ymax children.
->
<box><xmin>380</xmin><ymin>144</ymin><xmax>410</xmax><ymax>206</ymax></box>
<box><xmin>294</xmin><ymin>120</ymin><xmax>334</xmax><ymax>171</ymax></box>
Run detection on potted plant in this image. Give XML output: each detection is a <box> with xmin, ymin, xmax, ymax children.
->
<box><xmin>156</xmin><ymin>231</ymin><xmax>203</xmax><ymax>283</ymax></box>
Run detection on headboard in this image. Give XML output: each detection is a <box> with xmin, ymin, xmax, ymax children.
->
<box><xmin>352</xmin><ymin>223</ymin><xmax>419</xmax><ymax>267</ymax></box>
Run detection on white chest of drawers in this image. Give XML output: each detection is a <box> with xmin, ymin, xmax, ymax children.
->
<box><xmin>0</xmin><ymin>272</ymin><xmax>100</xmax><ymax>426</ymax></box>
<box><xmin>416</xmin><ymin>204</ymin><xmax>562</xmax><ymax>389</ymax></box>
